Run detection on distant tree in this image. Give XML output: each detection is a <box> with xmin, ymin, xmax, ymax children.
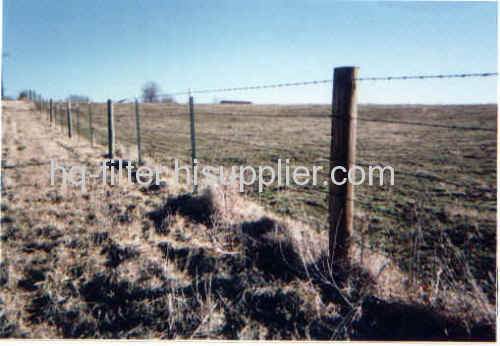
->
<box><xmin>18</xmin><ymin>90</ymin><xmax>29</xmax><ymax>100</ymax></box>
<box><xmin>142</xmin><ymin>81</ymin><xmax>160</xmax><ymax>103</ymax></box>
<box><xmin>160</xmin><ymin>94</ymin><xmax>175</xmax><ymax>103</ymax></box>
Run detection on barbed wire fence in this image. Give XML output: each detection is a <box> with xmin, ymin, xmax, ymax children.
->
<box><xmin>36</xmin><ymin>69</ymin><xmax>498</xmax><ymax>191</ymax></box>
<box><xmin>25</xmin><ymin>66</ymin><xmax>498</xmax><ymax>298</ymax></box>
<box><xmin>33</xmin><ymin>68</ymin><xmax>497</xmax><ymax>278</ymax></box>
<box><xmin>35</xmin><ymin>69</ymin><xmax>497</xmax><ymax>167</ymax></box>
<box><xmin>82</xmin><ymin>71</ymin><xmax>497</xmax><ymax>166</ymax></box>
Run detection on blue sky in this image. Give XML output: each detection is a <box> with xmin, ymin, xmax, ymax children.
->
<box><xmin>2</xmin><ymin>0</ymin><xmax>497</xmax><ymax>104</ymax></box>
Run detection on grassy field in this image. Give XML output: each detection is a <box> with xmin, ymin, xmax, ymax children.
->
<box><xmin>56</xmin><ymin>101</ymin><xmax>496</xmax><ymax>300</ymax></box>
<box><xmin>5</xmin><ymin>100</ymin><xmax>494</xmax><ymax>339</ymax></box>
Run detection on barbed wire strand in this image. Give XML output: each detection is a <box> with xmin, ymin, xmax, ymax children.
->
<box><xmin>64</xmin><ymin>72</ymin><xmax>499</xmax><ymax>104</ymax></box>
<box><xmin>114</xmin><ymin>72</ymin><xmax>497</xmax><ymax>132</ymax></box>
<box><xmin>157</xmin><ymin>72</ymin><xmax>497</xmax><ymax>97</ymax></box>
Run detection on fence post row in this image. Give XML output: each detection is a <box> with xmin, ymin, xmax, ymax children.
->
<box><xmin>67</xmin><ymin>100</ymin><xmax>72</xmax><ymax>138</ymax></box>
<box><xmin>88</xmin><ymin>102</ymin><xmax>94</xmax><ymax>147</ymax></box>
<box><xmin>189</xmin><ymin>94</ymin><xmax>197</xmax><ymax>194</ymax></box>
<box><xmin>328</xmin><ymin>66</ymin><xmax>358</xmax><ymax>274</ymax></box>
<box><xmin>107</xmin><ymin>99</ymin><xmax>115</xmax><ymax>159</ymax></box>
<box><xmin>135</xmin><ymin>99</ymin><xmax>142</xmax><ymax>165</ymax></box>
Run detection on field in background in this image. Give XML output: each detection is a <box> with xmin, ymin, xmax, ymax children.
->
<box><xmin>53</xmin><ymin>102</ymin><xmax>496</xmax><ymax>301</ymax></box>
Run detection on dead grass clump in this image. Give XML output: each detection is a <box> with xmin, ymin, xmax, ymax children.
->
<box><xmin>18</xmin><ymin>268</ymin><xmax>46</xmax><ymax>292</ymax></box>
<box><xmin>91</xmin><ymin>231</ymin><xmax>109</xmax><ymax>246</ymax></box>
<box><xmin>158</xmin><ymin>243</ymin><xmax>218</xmax><ymax>277</ymax></box>
<box><xmin>146</xmin><ymin>186</ymin><xmax>227</xmax><ymax>235</ymax></box>
<box><xmin>101</xmin><ymin>242</ymin><xmax>140</xmax><ymax>268</ymax></box>
<box><xmin>351</xmin><ymin>295</ymin><xmax>494</xmax><ymax>341</ymax></box>
<box><xmin>239</xmin><ymin>217</ymin><xmax>306</xmax><ymax>282</ymax></box>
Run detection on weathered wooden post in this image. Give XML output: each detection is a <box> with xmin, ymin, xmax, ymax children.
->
<box><xmin>107</xmin><ymin>99</ymin><xmax>114</xmax><ymax>159</ymax></box>
<box><xmin>189</xmin><ymin>92</ymin><xmax>198</xmax><ymax>194</ymax></box>
<box><xmin>67</xmin><ymin>100</ymin><xmax>73</xmax><ymax>138</ymax></box>
<box><xmin>135</xmin><ymin>99</ymin><xmax>142</xmax><ymax>165</ymax></box>
<box><xmin>328</xmin><ymin>66</ymin><xmax>358</xmax><ymax>272</ymax></box>
<box><xmin>88</xmin><ymin>102</ymin><xmax>94</xmax><ymax>147</ymax></box>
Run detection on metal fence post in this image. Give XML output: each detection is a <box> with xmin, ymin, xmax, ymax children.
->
<box><xmin>57</xmin><ymin>103</ymin><xmax>61</xmax><ymax>129</ymax></box>
<box><xmin>67</xmin><ymin>100</ymin><xmax>72</xmax><ymax>138</ymax></box>
<box><xmin>189</xmin><ymin>93</ymin><xmax>197</xmax><ymax>194</ymax></box>
<box><xmin>49</xmin><ymin>99</ymin><xmax>53</xmax><ymax>126</ymax></box>
<box><xmin>88</xmin><ymin>102</ymin><xmax>94</xmax><ymax>147</ymax></box>
<box><xmin>107</xmin><ymin>99</ymin><xmax>114</xmax><ymax>159</ymax></box>
<box><xmin>328</xmin><ymin>66</ymin><xmax>358</xmax><ymax>273</ymax></box>
<box><xmin>76</xmin><ymin>105</ymin><xmax>80</xmax><ymax>140</ymax></box>
<box><xmin>135</xmin><ymin>99</ymin><xmax>142</xmax><ymax>165</ymax></box>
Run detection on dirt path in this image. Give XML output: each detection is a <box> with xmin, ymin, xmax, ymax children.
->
<box><xmin>0</xmin><ymin>101</ymin><xmax>187</xmax><ymax>337</ymax></box>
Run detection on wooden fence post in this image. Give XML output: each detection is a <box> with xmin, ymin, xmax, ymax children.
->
<box><xmin>189</xmin><ymin>93</ymin><xmax>198</xmax><ymax>194</ymax></box>
<box><xmin>67</xmin><ymin>100</ymin><xmax>72</xmax><ymax>138</ymax></box>
<box><xmin>135</xmin><ymin>99</ymin><xmax>142</xmax><ymax>165</ymax></box>
<box><xmin>107</xmin><ymin>99</ymin><xmax>114</xmax><ymax>159</ymax></box>
<box><xmin>328</xmin><ymin>66</ymin><xmax>358</xmax><ymax>272</ymax></box>
<box><xmin>88</xmin><ymin>102</ymin><xmax>94</xmax><ymax>147</ymax></box>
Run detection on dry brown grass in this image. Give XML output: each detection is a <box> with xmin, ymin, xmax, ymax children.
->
<box><xmin>0</xmin><ymin>100</ymin><xmax>495</xmax><ymax>340</ymax></box>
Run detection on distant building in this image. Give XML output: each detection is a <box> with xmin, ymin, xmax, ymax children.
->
<box><xmin>220</xmin><ymin>100</ymin><xmax>252</xmax><ymax>104</ymax></box>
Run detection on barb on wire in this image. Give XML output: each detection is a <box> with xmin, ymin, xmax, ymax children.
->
<box><xmin>116</xmin><ymin>97</ymin><xmax>137</xmax><ymax>104</ymax></box>
<box><xmin>357</xmin><ymin>72</ymin><xmax>498</xmax><ymax>82</ymax></box>
<box><xmin>162</xmin><ymin>79</ymin><xmax>332</xmax><ymax>97</ymax></box>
